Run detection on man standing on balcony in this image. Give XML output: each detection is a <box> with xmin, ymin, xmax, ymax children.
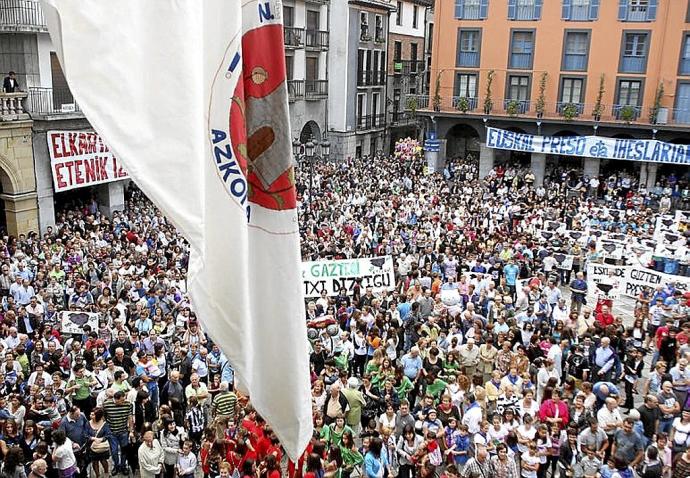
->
<box><xmin>3</xmin><ymin>71</ymin><xmax>21</xmax><ymax>93</ymax></box>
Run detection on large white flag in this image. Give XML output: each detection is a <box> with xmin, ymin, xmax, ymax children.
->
<box><xmin>41</xmin><ymin>0</ymin><xmax>312</xmax><ymax>458</ymax></box>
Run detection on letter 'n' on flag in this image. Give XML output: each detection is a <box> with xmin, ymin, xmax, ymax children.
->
<box><xmin>40</xmin><ymin>0</ymin><xmax>312</xmax><ymax>459</ymax></box>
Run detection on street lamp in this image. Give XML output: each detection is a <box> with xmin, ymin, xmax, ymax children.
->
<box><xmin>293</xmin><ymin>136</ymin><xmax>330</xmax><ymax>220</ymax></box>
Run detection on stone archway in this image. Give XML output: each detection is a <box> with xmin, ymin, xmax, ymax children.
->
<box><xmin>0</xmin><ymin>122</ymin><xmax>39</xmax><ymax>236</ymax></box>
<box><xmin>299</xmin><ymin>120</ymin><xmax>322</xmax><ymax>144</ymax></box>
<box><xmin>445</xmin><ymin>123</ymin><xmax>480</xmax><ymax>161</ymax></box>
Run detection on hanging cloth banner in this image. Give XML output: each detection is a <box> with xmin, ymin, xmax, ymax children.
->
<box><xmin>486</xmin><ymin>127</ymin><xmax>690</xmax><ymax>165</ymax></box>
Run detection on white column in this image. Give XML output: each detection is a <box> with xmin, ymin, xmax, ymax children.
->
<box><xmin>646</xmin><ymin>162</ymin><xmax>658</xmax><ymax>191</ymax></box>
<box><xmin>97</xmin><ymin>181</ymin><xmax>126</xmax><ymax>217</ymax></box>
<box><xmin>531</xmin><ymin>153</ymin><xmax>546</xmax><ymax>188</ymax></box>
<box><xmin>583</xmin><ymin>157</ymin><xmax>600</xmax><ymax>179</ymax></box>
<box><xmin>478</xmin><ymin>143</ymin><xmax>494</xmax><ymax>179</ymax></box>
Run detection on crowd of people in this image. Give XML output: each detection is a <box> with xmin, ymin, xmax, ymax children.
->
<box><xmin>0</xmin><ymin>152</ymin><xmax>687</xmax><ymax>478</ymax></box>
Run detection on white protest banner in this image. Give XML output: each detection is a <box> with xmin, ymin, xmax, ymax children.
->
<box><xmin>597</xmin><ymin>240</ymin><xmax>624</xmax><ymax>260</ymax></box>
<box><xmin>486</xmin><ymin>127</ymin><xmax>690</xmax><ymax>164</ymax></box>
<box><xmin>47</xmin><ymin>131</ymin><xmax>129</xmax><ymax>192</ymax></box>
<box><xmin>60</xmin><ymin>310</ymin><xmax>100</xmax><ymax>335</ymax></box>
<box><xmin>586</xmin><ymin>263</ymin><xmax>625</xmax><ymax>300</ymax></box>
<box><xmin>302</xmin><ymin>256</ymin><xmax>396</xmax><ymax>297</ymax></box>
<box><xmin>553</xmin><ymin>253</ymin><xmax>574</xmax><ymax>270</ymax></box>
<box><xmin>587</xmin><ymin>263</ymin><xmax>690</xmax><ymax>299</ymax></box>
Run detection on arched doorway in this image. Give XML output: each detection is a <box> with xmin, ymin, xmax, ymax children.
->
<box><xmin>600</xmin><ymin>133</ymin><xmax>640</xmax><ymax>176</ymax></box>
<box><xmin>445</xmin><ymin>123</ymin><xmax>480</xmax><ymax>161</ymax></box>
<box><xmin>299</xmin><ymin>121</ymin><xmax>322</xmax><ymax>144</ymax></box>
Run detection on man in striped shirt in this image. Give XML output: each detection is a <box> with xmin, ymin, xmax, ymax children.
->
<box><xmin>103</xmin><ymin>391</ymin><xmax>134</xmax><ymax>476</ymax></box>
<box><xmin>212</xmin><ymin>381</ymin><xmax>237</xmax><ymax>437</ymax></box>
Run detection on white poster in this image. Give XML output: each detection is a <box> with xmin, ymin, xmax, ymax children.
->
<box><xmin>587</xmin><ymin>263</ymin><xmax>690</xmax><ymax>299</ymax></box>
<box><xmin>60</xmin><ymin>311</ymin><xmax>100</xmax><ymax>335</ymax></box>
<box><xmin>302</xmin><ymin>256</ymin><xmax>396</xmax><ymax>297</ymax></box>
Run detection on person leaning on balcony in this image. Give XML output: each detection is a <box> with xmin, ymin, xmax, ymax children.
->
<box><xmin>3</xmin><ymin>71</ymin><xmax>21</xmax><ymax>93</ymax></box>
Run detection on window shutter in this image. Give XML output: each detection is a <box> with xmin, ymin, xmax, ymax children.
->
<box><xmin>562</xmin><ymin>0</ymin><xmax>572</xmax><ymax>20</ymax></box>
<box><xmin>480</xmin><ymin>0</ymin><xmax>489</xmax><ymax>19</ymax></box>
<box><xmin>508</xmin><ymin>0</ymin><xmax>517</xmax><ymax>19</ymax></box>
<box><xmin>589</xmin><ymin>0</ymin><xmax>600</xmax><ymax>20</ymax></box>
<box><xmin>534</xmin><ymin>0</ymin><xmax>543</xmax><ymax>19</ymax></box>
<box><xmin>618</xmin><ymin>0</ymin><xmax>628</xmax><ymax>20</ymax></box>
<box><xmin>647</xmin><ymin>0</ymin><xmax>658</xmax><ymax>21</ymax></box>
<box><xmin>455</xmin><ymin>0</ymin><xmax>465</xmax><ymax>19</ymax></box>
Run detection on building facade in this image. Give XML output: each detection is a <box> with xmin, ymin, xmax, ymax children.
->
<box><xmin>387</xmin><ymin>0</ymin><xmax>432</xmax><ymax>149</ymax></box>
<box><xmin>328</xmin><ymin>0</ymin><xmax>395</xmax><ymax>159</ymax></box>
<box><xmin>284</xmin><ymin>0</ymin><xmax>330</xmax><ymax>144</ymax></box>
<box><xmin>420</xmin><ymin>0</ymin><xmax>690</xmax><ymax>186</ymax></box>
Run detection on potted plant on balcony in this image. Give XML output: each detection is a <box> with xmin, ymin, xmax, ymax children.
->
<box><xmin>483</xmin><ymin>70</ymin><xmax>495</xmax><ymax>114</ymax></box>
<box><xmin>619</xmin><ymin>105</ymin><xmax>637</xmax><ymax>123</ymax></box>
<box><xmin>562</xmin><ymin>103</ymin><xmax>579</xmax><ymax>120</ymax></box>
<box><xmin>406</xmin><ymin>96</ymin><xmax>418</xmax><ymax>116</ymax></box>
<box><xmin>506</xmin><ymin>100</ymin><xmax>521</xmax><ymax>116</ymax></box>
<box><xmin>649</xmin><ymin>83</ymin><xmax>664</xmax><ymax>124</ymax></box>
<box><xmin>456</xmin><ymin>96</ymin><xmax>470</xmax><ymax>113</ymax></box>
<box><xmin>432</xmin><ymin>73</ymin><xmax>441</xmax><ymax>112</ymax></box>
<box><xmin>592</xmin><ymin>74</ymin><xmax>605</xmax><ymax>121</ymax></box>
<box><xmin>535</xmin><ymin>72</ymin><xmax>548</xmax><ymax>118</ymax></box>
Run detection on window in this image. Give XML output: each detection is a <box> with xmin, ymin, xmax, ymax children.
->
<box><xmin>454</xmin><ymin>0</ymin><xmax>489</xmax><ymax>20</ymax></box>
<box><xmin>615</xmin><ymin>79</ymin><xmax>642</xmax><ymax>119</ymax></box>
<box><xmin>508</xmin><ymin>0</ymin><xmax>543</xmax><ymax>21</ymax></box>
<box><xmin>411</xmin><ymin>43</ymin><xmax>418</xmax><ymax>63</ymax></box>
<box><xmin>508</xmin><ymin>75</ymin><xmax>530</xmax><ymax>100</ymax></box>
<box><xmin>360</xmin><ymin>12</ymin><xmax>369</xmax><ymax>40</ymax></box>
<box><xmin>306</xmin><ymin>57</ymin><xmax>318</xmax><ymax>81</ymax></box>
<box><xmin>506</xmin><ymin>75</ymin><xmax>531</xmax><ymax>112</ymax></box>
<box><xmin>618</xmin><ymin>0</ymin><xmax>657</xmax><ymax>22</ymax></box>
<box><xmin>375</xmin><ymin>15</ymin><xmax>384</xmax><ymax>42</ymax></box>
<box><xmin>510</xmin><ymin>31</ymin><xmax>534</xmax><ymax>69</ymax></box>
<box><xmin>285</xmin><ymin>55</ymin><xmax>294</xmax><ymax>80</ymax></box>
<box><xmin>680</xmin><ymin>34</ymin><xmax>690</xmax><ymax>76</ymax></box>
<box><xmin>559</xmin><ymin>77</ymin><xmax>585</xmax><ymax>114</ymax></box>
<box><xmin>562</xmin><ymin>0</ymin><xmax>599</xmax><ymax>21</ymax></box>
<box><xmin>413</xmin><ymin>5</ymin><xmax>419</xmax><ymax>29</ymax></box>
<box><xmin>283</xmin><ymin>5</ymin><xmax>294</xmax><ymax>26</ymax></box>
<box><xmin>454</xmin><ymin>73</ymin><xmax>478</xmax><ymax>110</ymax></box>
<box><xmin>396</xmin><ymin>1</ymin><xmax>402</xmax><ymax>26</ymax></box>
<box><xmin>394</xmin><ymin>41</ymin><xmax>402</xmax><ymax>62</ymax></box>
<box><xmin>357</xmin><ymin>93</ymin><xmax>366</xmax><ymax>125</ymax></box>
<box><xmin>457</xmin><ymin>29</ymin><xmax>481</xmax><ymax>67</ymax></box>
<box><xmin>620</xmin><ymin>32</ymin><xmax>649</xmax><ymax>73</ymax></box>
<box><xmin>562</xmin><ymin>31</ymin><xmax>589</xmax><ymax>71</ymax></box>
<box><xmin>306</xmin><ymin>11</ymin><xmax>320</xmax><ymax>47</ymax></box>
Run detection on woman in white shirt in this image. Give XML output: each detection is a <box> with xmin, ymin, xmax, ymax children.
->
<box><xmin>51</xmin><ymin>430</ymin><xmax>77</xmax><ymax>478</ymax></box>
<box><xmin>516</xmin><ymin>414</ymin><xmax>537</xmax><ymax>455</ymax></box>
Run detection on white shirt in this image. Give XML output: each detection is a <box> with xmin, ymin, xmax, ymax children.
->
<box><xmin>597</xmin><ymin>406</ymin><xmax>622</xmax><ymax>434</ymax></box>
<box><xmin>462</xmin><ymin>404</ymin><xmax>483</xmax><ymax>434</ymax></box>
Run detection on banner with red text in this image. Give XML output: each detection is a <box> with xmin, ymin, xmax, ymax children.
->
<box><xmin>47</xmin><ymin>130</ymin><xmax>129</xmax><ymax>192</ymax></box>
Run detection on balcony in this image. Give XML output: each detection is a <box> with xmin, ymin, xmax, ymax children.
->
<box><xmin>0</xmin><ymin>91</ymin><xmax>29</xmax><ymax>121</ymax></box>
<box><xmin>27</xmin><ymin>87</ymin><xmax>82</xmax><ymax>116</ymax></box>
<box><xmin>509</xmin><ymin>52</ymin><xmax>532</xmax><ymax>69</ymax></box>
<box><xmin>305</xmin><ymin>30</ymin><xmax>329</xmax><ymax>50</ymax></box>
<box><xmin>458</xmin><ymin>51</ymin><xmax>480</xmax><ymax>68</ymax></box>
<box><xmin>406</xmin><ymin>92</ymin><xmax>690</xmax><ymax>127</ymax></box>
<box><xmin>626</xmin><ymin>8</ymin><xmax>648</xmax><ymax>22</ymax></box>
<box><xmin>563</xmin><ymin>53</ymin><xmax>587</xmax><ymax>71</ymax></box>
<box><xmin>503</xmin><ymin>99</ymin><xmax>530</xmax><ymax>114</ymax></box>
<box><xmin>305</xmin><ymin>79</ymin><xmax>328</xmax><ymax>99</ymax></box>
<box><xmin>389</xmin><ymin>111</ymin><xmax>417</xmax><ymax>125</ymax></box>
<box><xmin>556</xmin><ymin>102</ymin><xmax>585</xmax><ymax>117</ymax></box>
<box><xmin>613</xmin><ymin>104</ymin><xmax>641</xmax><ymax>121</ymax></box>
<box><xmin>451</xmin><ymin>96</ymin><xmax>478</xmax><ymax>111</ymax></box>
<box><xmin>355</xmin><ymin>113</ymin><xmax>386</xmax><ymax>131</ymax></box>
<box><xmin>357</xmin><ymin>70</ymin><xmax>386</xmax><ymax>87</ymax></box>
<box><xmin>679</xmin><ymin>58</ymin><xmax>690</xmax><ymax>76</ymax></box>
<box><xmin>621</xmin><ymin>55</ymin><xmax>646</xmax><ymax>73</ymax></box>
<box><xmin>287</xmin><ymin>80</ymin><xmax>304</xmax><ymax>102</ymax></box>
<box><xmin>284</xmin><ymin>27</ymin><xmax>304</xmax><ymax>48</ymax></box>
<box><xmin>0</xmin><ymin>0</ymin><xmax>46</xmax><ymax>32</ymax></box>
